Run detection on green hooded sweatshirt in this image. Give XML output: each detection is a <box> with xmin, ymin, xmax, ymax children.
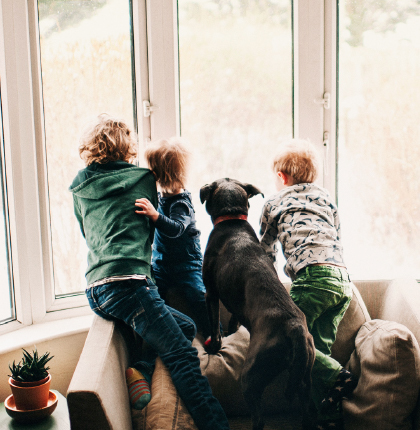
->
<box><xmin>69</xmin><ymin>161</ymin><xmax>158</xmax><ymax>285</ymax></box>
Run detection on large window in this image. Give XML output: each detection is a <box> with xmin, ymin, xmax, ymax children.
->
<box><xmin>178</xmin><ymin>0</ymin><xmax>292</xmax><ymax>243</ymax></box>
<box><xmin>37</xmin><ymin>0</ymin><xmax>137</xmax><ymax>296</ymax></box>
<box><xmin>0</xmin><ymin>0</ymin><xmax>418</xmax><ymax>333</ymax></box>
<box><xmin>337</xmin><ymin>0</ymin><xmax>420</xmax><ymax>280</ymax></box>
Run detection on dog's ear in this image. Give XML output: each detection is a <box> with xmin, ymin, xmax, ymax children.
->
<box><xmin>242</xmin><ymin>183</ymin><xmax>264</xmax><ymax>199</ymax></box>
<box><xmin>200</xmin><ymin>182</ymin><xmax>217</xmax><ymax>204</ymax></box>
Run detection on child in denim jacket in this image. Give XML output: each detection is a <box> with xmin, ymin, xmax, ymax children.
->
<box><xmin>259</xmin><ymin>139</ymin><xmax>357</xmax><ymax>430</ymax></box>
<box><xmin>135</xmin><ymin>137</ymin><xmax>211</xmax><ymax>338</ymax></box>
<box><xmin>70</xmin><ymin>115</ymin><xmax>229</xmax><ymax>430</ymax></box>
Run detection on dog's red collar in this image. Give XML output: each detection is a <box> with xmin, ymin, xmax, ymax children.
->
<box><xmin>213</xmin><ymin>214</ymin><xmax>248</xmax><ymax>225</ymax></box>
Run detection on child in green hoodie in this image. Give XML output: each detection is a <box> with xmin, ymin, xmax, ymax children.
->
<box><xmin>70</xmin><ymin>114</ymin><xmax>230</xmax><ymax>430</ymax></box>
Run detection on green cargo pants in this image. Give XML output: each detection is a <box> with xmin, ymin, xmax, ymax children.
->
<box><xmin>290</xmin><ymin>265</ymin><xmax>352</xmax><ymax>419</ymax></box>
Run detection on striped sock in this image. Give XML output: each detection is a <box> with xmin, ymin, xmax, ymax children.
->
<box><xmin>125</xmin><ymin>367</ymin><xmax>151</xmax><ymax>410</ymax></box>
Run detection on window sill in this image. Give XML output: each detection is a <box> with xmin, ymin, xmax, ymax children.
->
<box><xmin>0</xmin><ymin>315</ymin><xmax>94</xmax><ymax>355</ymax></box>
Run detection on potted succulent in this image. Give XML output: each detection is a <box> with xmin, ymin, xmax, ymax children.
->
<box><xmin>8</xmin><ymin>348</ymin><xmax>54</xmax><ymax>410</ymax></box>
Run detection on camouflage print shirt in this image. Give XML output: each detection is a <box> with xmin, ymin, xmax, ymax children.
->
<box><xmin>259</xmin><ymin>183</ymin><xmax>345</xmax><ymax>280</ymax></box>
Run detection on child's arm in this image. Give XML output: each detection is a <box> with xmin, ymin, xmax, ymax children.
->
<box><xmin>333</xmin><ymin>207</ymin><xmax>342</xmax><ymax>242</ymax></box>
<box><xmin>259</xmin><ymin>200</ymin><xmax>279</xmax><ymax>265</ymax></box>
<box><xmin>135</xmin><ymin>199</ymin><xmax>191</xmax><ymax>238</ymax></box>
<box><xmin>154</xmin><ymin>201</ymin><xmax>192</xmax><ymax>238</ymax></box>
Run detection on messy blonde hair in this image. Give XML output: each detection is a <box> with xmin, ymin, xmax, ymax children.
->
<box><xmin>144</xmin><ymin>137</ymin><xmax>190</xmax><ymax>193</ymax></box>
<box><xmin>272</xmin><ymin>139</ymin><xmax>320</xmax><ymax>184</ymax></box>
<box><xmin>79</xmin><ymin>114</ymin><xmax>138</xmax><ymax>166</ymax></box>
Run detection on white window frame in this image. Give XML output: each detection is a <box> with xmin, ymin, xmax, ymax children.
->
<box><xmin>145</xmin><ymin>0</ymin><xmax>179</xmax><ymax>141</ymax></box>
<box><xmin>0</xmin><ymin>0</ymin><xmax>338</xmax><ymax>333</ymax></box>
<box><xmin>293</xmin><ymin>0</ymin><xmax>337</xmax><ymax>196</ymax></box>
<box><xmin>145</xmin><ymin>0</ymin><xmax>337</xmax><ymax>193</ymax></box>
<box><xmin>0</xmin><ymin>0</ymin><xmax>151</xmax><ymax>334</ymax></box>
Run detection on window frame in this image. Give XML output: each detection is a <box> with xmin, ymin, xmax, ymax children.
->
<box><xmin>0</xmin><ymin>0</ymin><xmax>152</xmax><ymax>334</ymax></box>
<box><xmin>0</xmin><ymin>0</ymin><xmax>340</xmax><ymax>334</ymax></box>
<box><xmin>150</xmin><ymin>0</ymin><xmax>337</xmax><ymax>190</ymax></box>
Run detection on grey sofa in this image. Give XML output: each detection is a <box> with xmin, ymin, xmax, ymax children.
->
<box><xmin>67</xmin><ymin>279</ymin><xmax>420</xmax><ymax>430</ymax></box>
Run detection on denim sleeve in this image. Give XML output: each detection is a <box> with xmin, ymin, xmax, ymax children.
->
<box><xmin>154</xmin><ymin>201</ymin><xmax>191</xmax><ymax>238</ymax></box>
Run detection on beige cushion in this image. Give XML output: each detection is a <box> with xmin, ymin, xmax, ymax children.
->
<box><xmin>132</xmin><ymin>357</ymin><xmax>197</xmax><ymax>430</ymax></box>
<box><xmin>332</xmin><ymin>283</ymin><xmax>371</xmax><ymax>366</ymax></box>
<box><xmin>344</xmin><ymin>319</ymin><xmax>420</xmax><ymax>430</ymax></box>
<box><xmin>194</xmin><ymin>326</ymin><xmax>295</xmax><ymax>416</ymax></box>
<box><xmin>194</xmin><ymin>326</ymin><xmax>251</xmax><ymax>416</ymax></box>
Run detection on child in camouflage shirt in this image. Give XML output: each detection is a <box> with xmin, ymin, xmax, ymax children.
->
<box><xmin>259</xmin><ymin>139</ymin><xmax>357</xmax><ymax>430</ymax></box>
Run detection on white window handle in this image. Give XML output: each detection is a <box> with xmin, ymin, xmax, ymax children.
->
<box><xmin>143</xmin><ymin>100</ymin><xmax>159</xmax><ymax>117</ymax></box>
<box><xmin>314</xmin><ymin>92</ymin><xmax>330</xmax><ymax>110</ymax></box>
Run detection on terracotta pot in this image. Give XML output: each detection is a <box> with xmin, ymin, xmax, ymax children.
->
<box><xmin>9</xmin><ymin>374</ymin><xmax>51</xmax><ymax>410</ymax></box>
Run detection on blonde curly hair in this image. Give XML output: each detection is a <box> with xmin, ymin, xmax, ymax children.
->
<box><xmin>144</xmin><ymin>137</ymin><xmax>190</xmax><ymax>193</ymax></box>
<box><xmin>272</xmin><ymin>139</ymin><xmax>320</xmax><ymax>184</ymax></box>
<box><xmin>79</xmin><ymin>114</ymin><xmax>138</xmax><ymax>166</ymax></box>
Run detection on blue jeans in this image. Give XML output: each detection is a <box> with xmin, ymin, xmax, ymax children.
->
<box><xmin>154</xmin><ymin>268</ymin><xmax>211</xmax><ymax>338</ymax></box>
<box><xmin>86</xmin><ymin>278</ymin><xmax>230</xmax><ymax>430</ymax></box>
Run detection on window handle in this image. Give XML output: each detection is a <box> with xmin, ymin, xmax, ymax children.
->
<box><xmin>143</xmin><ymin>100</ymin><xmax>159</xmax><ymax>117</ymax></box>
<box><xmin>323</xmin><ymin>131</ymin><xmax>330</xmax><ymax>177</ymax></box>
<box><xmin>314</xmin><ymin>92</ymin><xmax>330</xmax><ymax>110</ymax></box>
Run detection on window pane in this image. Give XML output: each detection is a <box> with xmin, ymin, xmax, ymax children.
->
<box><xmin>0</xmin><ymin>96</ymin><xmax>14</xmax><ymax>322</ymax></box>
<box><xmin>38</xmin><ymin>0</ymin><xmax>136</xmax><ymax>295</ymax></box>
<box><xmin>178</xmin><ymin>0</ymin><xmax>293</xmax><ymax>264</ymax></box>
<box><xmin>338</xmin><ymin>0</ymin><xmax>420</xmax><ymax>280</ymax></box>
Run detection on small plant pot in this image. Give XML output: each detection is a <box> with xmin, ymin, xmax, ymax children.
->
<box><xmin>9</xmin><ymin>374</ymin><xmax>51</xmax><ymax>410</ymax></box>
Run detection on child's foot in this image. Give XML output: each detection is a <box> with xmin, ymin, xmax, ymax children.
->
<box><xmin>125</xmin><ymin>367</ymin><xmax>151</xmax><ymax>410</ymax></box>
<box><xmin>320</xmin><ymin>368</ymin><xmax>358</xmax><ymax>413</ymax></box>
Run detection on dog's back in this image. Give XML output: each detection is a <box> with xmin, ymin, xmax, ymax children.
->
<box><xmin>204</xmin><ymin>219</ymin><xmax>298</xmax><ymax>327</ymax></box>
<box><xmin>205</xmin><ymin>217</ymin><xmax>314</xmax><ymax>401</ymax></box>
<box><xmin>201</xmin><ymin>178</ymin><xmax>315</xmax><ymax>430</ymax></box>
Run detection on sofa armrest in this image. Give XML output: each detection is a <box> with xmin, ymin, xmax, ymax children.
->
<box><xmin>355</xmin><ymin>279</ymin><xmax>420</xmax><ymax>429</ymax></box>
<box><xmin>67</xmin><ymin>316</ymin><xmax>133</xmax><ymax>430</ymax></box>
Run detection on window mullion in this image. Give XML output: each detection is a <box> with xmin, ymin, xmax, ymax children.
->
<box><xmin>293</xmin><ymin>0</ymin><xmax>325</xmax><ymax>171</ymax></box>
<box><xmin>0</xmin><ymin>0</ymin><xmax>47</xmax><ymax>325</ymax></box>
<box><xmin>323</xmin><ymin>0</ymin><xmax>338</xmax><ymax>198</ymax></box>
<box><xmin>145</xmin><ymin>0</ymin><xmax>179</xmax><ymax>141</ymax></box>
<box><xmin>132</xmin><ymin>0</ymin><xmax>151</xmax><ymax>147</ymax></box>
<box><xmin>27</xmin><ymin>0</ymin><xmax>56</xmax><ymax>314</ymax></box>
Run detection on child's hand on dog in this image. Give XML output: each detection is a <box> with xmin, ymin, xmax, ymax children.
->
<box><xmin>135</xmin><ymin>198</ymin><xmax>159</xmax><ymax>222</ymax></box>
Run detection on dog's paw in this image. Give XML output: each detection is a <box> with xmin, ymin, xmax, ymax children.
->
<box><xmin>204</xmin><ymin>337</ymin><xmax>222</xmax><ymax>354</ymax></box>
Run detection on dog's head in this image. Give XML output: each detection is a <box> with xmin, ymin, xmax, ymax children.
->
<box><xmin>200</xmin><ymin>178</ymin><xmax>263</xmax><ymax>222</ymax></box>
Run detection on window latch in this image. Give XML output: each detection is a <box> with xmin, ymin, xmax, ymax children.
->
<box><xmin>143</xmin><ymin>100</ymin><xmax>158</xmax><ymax>117</ymax></box>
<box><xmin>314</xmin><ymin>92</ymin><xmax>330</xmax><ymax>110</ymax></box>
<box><xmin>323</xmin><ymin>131</ymin><xmax>330</xmax><ymax>177</ymax></box>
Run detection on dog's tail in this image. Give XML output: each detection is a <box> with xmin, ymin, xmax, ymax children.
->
<box><xmin>285</xmin><ymin>324</ymin><xmax>315</xmax><ymax>410</ymax></box>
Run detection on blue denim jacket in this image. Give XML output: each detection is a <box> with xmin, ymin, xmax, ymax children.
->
<box><xmin>152</xmin><ymin>190</ymin><xmax>203</xmax><ymax>273</ymax></box>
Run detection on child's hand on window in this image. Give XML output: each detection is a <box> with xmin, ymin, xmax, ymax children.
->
<box><xmin>135</xmin><ymin>198</ymin><xmax>159</xmax><ymax>222</ymax></box>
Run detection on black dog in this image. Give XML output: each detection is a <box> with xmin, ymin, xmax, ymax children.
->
<box><xmin>200</xmin><ymin>178</ymin><xmax>315</xmax><ymax>430</ymax></box>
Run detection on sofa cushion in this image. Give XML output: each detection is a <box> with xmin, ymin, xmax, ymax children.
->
<box><xmin>344</xmin><ymin>319</ymin><xmax>420</xmax><ymax>430</ymax></box>
<box><xmin>193</xmin><ymin>326</ymin><xmax>296</xmax><ymax>417</ymax></box>
<box><xmin>132</xmin><ymin>357</ymin><xmax>197</xmax><ymax>430</ymax></box>
<box><xmin>331</xmin><ymin>282</ymin><xmax>371</xmax><ymax>366</ymax></box>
